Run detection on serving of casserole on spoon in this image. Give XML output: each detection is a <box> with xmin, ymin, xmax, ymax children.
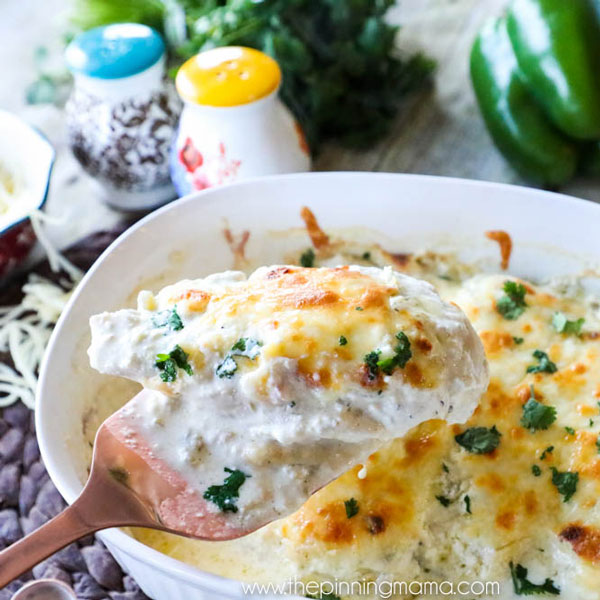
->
<box><xmin>0</xmin><ymin>264</ymin><xmax>488</xmax><ymax>585</ymax></box>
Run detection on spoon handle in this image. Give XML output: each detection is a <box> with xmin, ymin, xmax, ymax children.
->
<box><xmin>0</xmin><ymin>498</ymin><xmax>99</xmax><ymax>588</ymax></box>
<box><xmin>0</xmin><ymin>454</ymin><xmax>153</xmax><ymax>588</ymax></box>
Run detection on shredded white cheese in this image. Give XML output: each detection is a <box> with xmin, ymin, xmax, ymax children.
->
<box><xmin>0</xmin><ymin>212</ymin><xmax>82</xmax><ymax>409</ymax></box>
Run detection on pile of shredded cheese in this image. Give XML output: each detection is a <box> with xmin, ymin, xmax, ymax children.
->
<box><xmin>0</xmin><ymin>212</ymin><xmax>83</xmax><ymax>409</ymax></box>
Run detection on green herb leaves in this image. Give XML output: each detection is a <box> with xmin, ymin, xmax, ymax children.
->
<box><xmin>521</xmin><ymin>386</ymin><xmax>556</xmax><ymax>431</ymax></box>
<box><xmin>435</xmin><ymin>495</ymin><xmax>451</xmax><ymax>507</ymax></box>
<box><xmin>300</xmin><ymin>248</ymin><xmax>316</xmax><ymax>268</ymax></box>
<box><xmin>497</xmin><ymin>281</ymin><xmax>528</xmax><ymax>320</ymax></box>
<box><xmin>203</xmin><ymin>468</ymin><xmax>250</xmax><ymax>513</ymax></box>
<box><xmin>216</xmin><ymin>338</ymin><xmax>262</xmax><ymax>378</ymax></box>
<box><xmin>344</xmin><ymin>498</ymin><xmax>359</xmax><ymax>519</ymax></box>
<box><xmin>339</xmin><ymin>335</ymin><xmax>348</xmax><ymax>346</ymax></box>
<box><xmin>377</xmin><ymin>332</ymin><xmax>412</xmax><ymax>375</ymax></box>
<box><xmin>364</xmin><ymin>332</ymin><xmax>412</xmax><ymax>380</ymax></box>
<box><xmin>552</xmin><ymin>312</ymin><xmax>584</xmax><ymax>336</ymax></box>
<box><xmin>526</xmin><ymin>350</ymin><xmax>557</xmax><ymax>374</ymax></box>
<box><xmin>551</xmin><ymin>467</ymin><xmax>578</xmax><ymax>502</ymax></box>
<box><xmin>455</xmin><ymin>426</ymin><xmax>501</xmax><ymax>454</ymax></box>
<box><xmin>152</xmin><ymin>306</ymin><xmax>183</xmax><ymax>331</ymax></box>
<box><xmin>364</xmin><ymin>351</ymin><xmax>381</xmax><ymax>380</ymax></box>
<box><xmin>510</xmin><ymin>562</ymin><xmax>560</xmax><ymax>596</ymax></box>
<box><xmin>216</xmin><ymin>356</ymin><xmax>238</xmax><ymax>379</ymax></box>
<box><xmin>531</xmin><ymin>465</ymin><xmax>541</xmax><ymax>477</ymax></box>
<box><xmin>155</xmin><ymin>345</ymin><xmax>193</xmax><ymax>382</ymax></box>
<box><xmin>231</xmin><ymin>338</ymin><xmax>262</xmax><ymax>359</ymax></box>
<box><xmin>464</xmin><ymin>495</ymin><xmax>472</xmax><ymax>514</ymax></box>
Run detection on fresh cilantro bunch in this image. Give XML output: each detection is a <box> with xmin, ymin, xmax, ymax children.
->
<box><xmin>72</xmin><ymin>0</ymin><xmax>434</xmax><ymax>151</ymax></box>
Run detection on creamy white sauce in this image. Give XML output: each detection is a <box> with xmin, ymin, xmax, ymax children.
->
<box><xmin>88</xmin><ymin>265</ymin><xmax>488</xmax><ymax>533</ymax></box>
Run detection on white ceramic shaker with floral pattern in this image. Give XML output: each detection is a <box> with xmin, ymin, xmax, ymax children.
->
<box><xmin>170</xmin><ymin>46</ymin><xmax>310</xmax><ymax>194</ymax></box>
<box><xmin>65</xmin><ymin>24</ymin><xmax>180</xmax><ymax>210</ymax></box>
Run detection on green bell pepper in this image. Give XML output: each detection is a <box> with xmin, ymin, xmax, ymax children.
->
<box><xmin>507</xmin><ymin>0</ymin><xmax>600</xmax><ymax>140</ymax></box>
<box><xmin>581</xmin><ymin>143</ymin><xmax>600</xmax><ymax>176</ymax></box>
<box><xmin>470</xmin><ymin>18</ymin><xmax>578</xmax><ymax>187</ymax></box>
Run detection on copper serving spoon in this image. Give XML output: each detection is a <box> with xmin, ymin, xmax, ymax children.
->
<box><xmin>0</xmin><ymin>390</ymin><xmax>257</xmax><ymax>588</ymax></box>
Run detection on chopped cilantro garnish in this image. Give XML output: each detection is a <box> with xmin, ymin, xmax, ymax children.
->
<box><xmin>203</xmin><ymin>467</ymin><xmax>249</xmax><ymax>513</ymax></box>
<box><xmin>344</xmin><ymin>498</ymin><xmax>359</xmax><ymax>518</ymax></box>
<box><xmin>300</xmin><ymin>248</ymin><xmax>315</xmax><ymax>268</ymax></box>
<box><xmin>540</xmin><ymin>446</ymin><xmax>554</xmax><ymax>460</ymax></box>
<box><xmin>216</xmin><ymin>338</ymin><xmax>262</xmax><ymax>378</ymax></box>
<box><xmin>526</xmin><ymin>350</ymin><xmax>557</xmax><ymax>374</ymax></box>
<box><xmin>531</xmin><ymin>465</ymin><xmax>541</xmax><ymax>477</ymax></box>
<box><xmin>513</xmin><ymin>336</ymin><xmax>524</xmax><ymax>345</ymax></box>
<box><xmin>215</xmin><ymin>355</ymin><xmax>237</xmax><ymax>379</ymax></box>
<box><xmin>230</xmin><ymin>338</ymin><xmax>262</xmax><ymax>359</ymax></box>
<box><xmin>435</xmin><ymin>495</ymin><xmax>451</xmax><ymax>507</ymax></box>
<box><xmin>590</xmin><ymin>419</ymin><xmax>594</xmax><ymax>428</ymax></box>
<box><xmin>552</xmin><ymin>312</ymin><xmax>584</xmax><ymax>336</ymax></box>
<box><xmin>355</xmin><ymin>306</ymin><xmax>364</xmax><ymax>311</ymax></box>
<box><xmin>509</xmin><ymin>562</ymin><xmax>559</xmax><ymax>596</ymax></box>
<box><xmin>376</xmin><ymin>332</ymin><xmax>412</xmax><ymax>375</ymax></box>
<box><xmin>442</xmin><ymin>463</ymin><xmax>449</xmax><ymax>473</ymax></box>
<box><xmin>305</xmin><ymin>593</ymin><xmax>341</xmax><ymax>600</ymax></box>
<box><xmin>497</xmin><ymin>281</ymin><xmax>528</xmax><ymax>320</ymax></box>
<box><xmin>155</xmin><ymin>345</ymin><xmax>193</xmax><ymax>382</ymax></box>
<box><xmin>362</xmin><ymin>251</ymin><xmax>371</xmax><ymax>261</ymax></box>
<box><xmin>455</xmin><ymin>426</ymin><xmax>501</xmax><ymax>454</ymax></box>
<box><xmin>152</xmin><ymin>306</ymin><xmax>184</xmax><ymax>331</ymax></box>
<box><xmin>520</xmin><ymin>386</ymin><xmax>556</xmax><ymax>431</ymax></box>
<box><xmin>551</xmin><ymin>467</ymin><xmax>578</xmax><ymax>502</ymax></box>
<box><xmin>363</xmin><ymin>350</ymin><xmax>381</xmax><ymax>380</ymax></box>
<box><xmin>339</xmin><ymin>335</ymin><xmax>348</xmax><ymax>346</ymax></box>
<box><xmin>597</xmin><ymin>435</ymin><xmax>600</xmax><ymax>454</ymax></box>
<box><xmin>364</xmin><ymin>333</ymin><xmax>412</xmax><ymax>381</ymax></box>
<box><xmin>565</xmin><ymin>426</ymin><xmax>575</xmax><ymax>436</ymax></box>
<box><xmin>464</xmin><ymin>495</ymin><xmax>472</xmax><ymax>514</ymax></box>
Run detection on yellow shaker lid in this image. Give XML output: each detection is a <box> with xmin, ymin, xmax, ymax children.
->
<box><xmin>175</xmin><ymin>46</ymin><xmax>282</xmax><ymax>107</ymax></box>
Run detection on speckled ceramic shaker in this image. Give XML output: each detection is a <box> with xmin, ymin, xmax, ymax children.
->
<box><xmin>65</xmin><ymin>24</ymin><xmax>180</xmax><ymax>210</ymax></box>
<box><xmin>170</xmin><ymin>46</ymin><xmax>311</xmax><ymax>196</ymax></box>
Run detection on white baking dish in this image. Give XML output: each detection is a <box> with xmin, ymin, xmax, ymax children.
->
<box><xmin>36</xmin><ymin>172</ymin><xmax>600</xmax><ymax>599</ymax></box>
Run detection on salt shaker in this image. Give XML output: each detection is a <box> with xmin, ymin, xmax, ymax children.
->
<box><xmin>65</xmin><ymin>24</ymin><xmax>180</xmax><ymax>210</ymax></box>
<box><xmin>170</xmin><ymin>46</ymin><xmax>310</xmax><ymax>195</ymax></box>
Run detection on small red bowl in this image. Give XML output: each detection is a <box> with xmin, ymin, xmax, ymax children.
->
<box><xmin>0</xmin><ymin>110</ymin><xmax>55</xmax><ymax>281</ymax></box>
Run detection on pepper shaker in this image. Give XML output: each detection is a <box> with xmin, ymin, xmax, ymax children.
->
<box><xmin>65</xmin><ymin>24</ymin><xmax>180</xmax><ymax>210</ymax></box>
<box><xmin>170</xmin><ymin>46</ymin><xmax>310</xmax><ymax>195</ymax></box>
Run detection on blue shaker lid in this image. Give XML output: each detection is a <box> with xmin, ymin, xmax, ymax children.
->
<box><xmin>65</xmin><ymin>24</ymin><xmax>165</xmax><ymax>79</ymax></box>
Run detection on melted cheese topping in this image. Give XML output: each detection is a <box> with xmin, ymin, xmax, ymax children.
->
<box><xmin>132</xmin><ymin>256</ymin><xmax>600</xmax><ymax>598</ymax></box>
<box><xmin>89</xmin><ymin>265</ymin><xmax>487</xmax><ymax>533</ymax></box>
